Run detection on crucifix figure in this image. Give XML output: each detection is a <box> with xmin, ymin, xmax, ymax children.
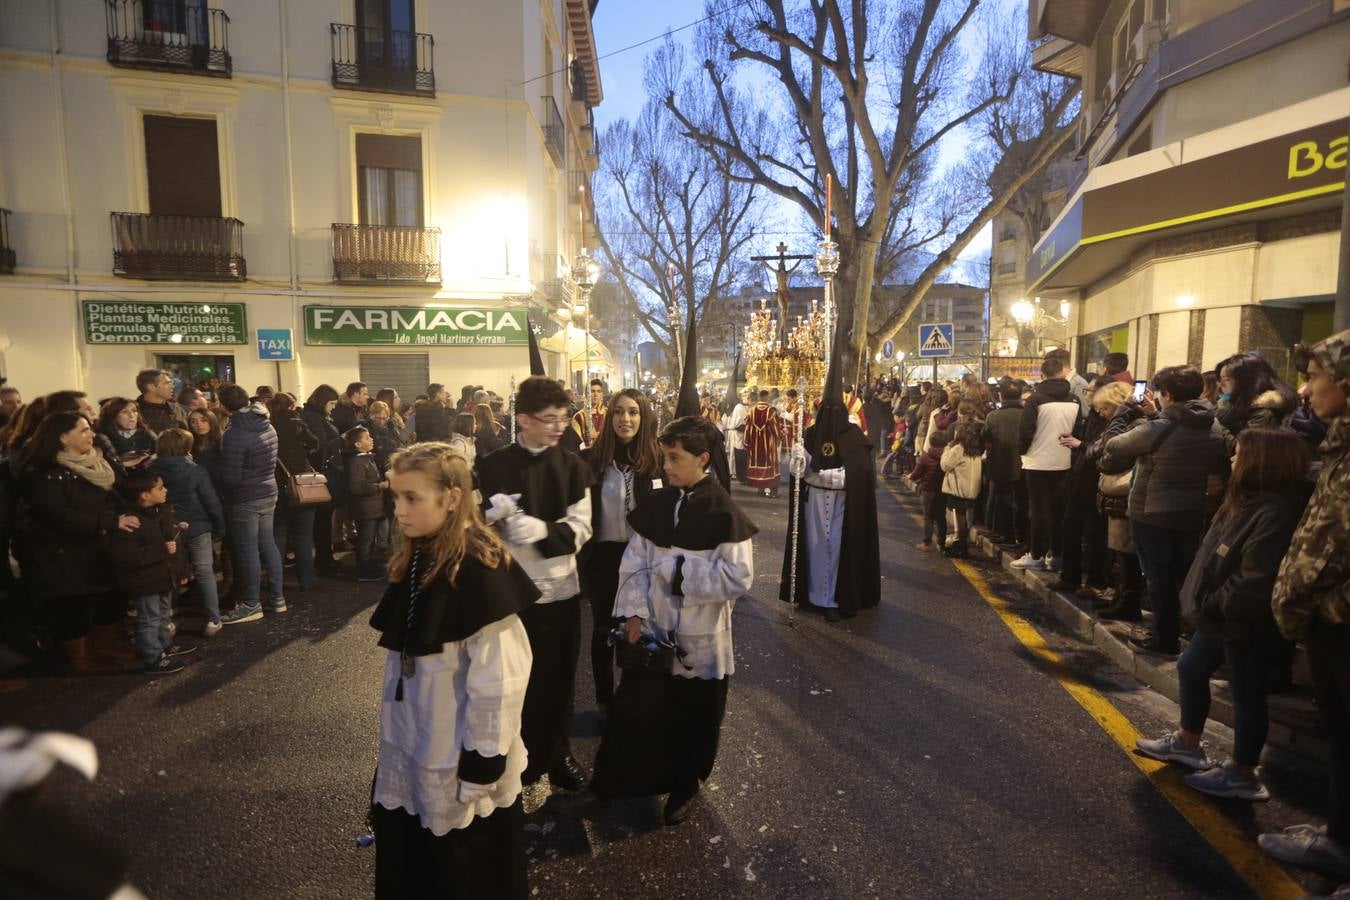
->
<box><xmin>752</xmin><ymin>242</ymin><xmax>813</xmax><ymax>348</ymax></box>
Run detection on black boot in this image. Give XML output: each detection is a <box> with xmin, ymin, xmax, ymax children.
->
<box><xmin>1098</xmin><ymin>594</ymin><xmax>1142</xmax><ymax>622</ymax></box>
<box><xmin>548</xmin><ymin>755</ymin><xmax>589</xmax><ymax>792</ymax></box>
<box><xmin>663</xmin><ymin>782</ymin><xmax>699</xmax><ymax>826</ymax></box>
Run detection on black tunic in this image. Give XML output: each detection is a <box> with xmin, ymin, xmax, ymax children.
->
<box><xmin>779</xmin><ymin>421</ymin><xmax>881</xmax><ymax>614</ymax></box>
<box><xmin>475</xmin><ymin>443</ymin><xmax>594</xmax><ymax>557</ymax></box>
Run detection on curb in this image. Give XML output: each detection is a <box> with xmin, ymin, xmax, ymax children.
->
<box><xmin>966</xmin><ymin>527</ymin><xmax>1329</xmax><ymax>764</ymax></box>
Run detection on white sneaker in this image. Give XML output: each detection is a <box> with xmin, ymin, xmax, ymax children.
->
<box><xmin>202</xmin><ymin>620</ymin><xmax>223</xmax><ymax>638</ymax></box>
<box><xmin>1010</xmin><ymin>554</ymin><xmax>1045</xmax><ymax>570</ymax></box>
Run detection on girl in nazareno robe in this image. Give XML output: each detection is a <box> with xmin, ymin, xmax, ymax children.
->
<box><xmin>368</xmin><ymin>443</ymin><xmax>539</xmax><ymax>898</ymax></box>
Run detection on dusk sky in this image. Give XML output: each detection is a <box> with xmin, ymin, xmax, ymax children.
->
<box><xmin>589</xmin><ymin>2</ymin><xmax>994</xmax><ymax>286</ymax></box>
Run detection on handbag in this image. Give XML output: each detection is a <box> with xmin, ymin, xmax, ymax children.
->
<box><xmin>278</xmin><ymin>458</ymin><xmax>331</xmax><ymax>507</ymax></box>
<box><xmin>1098</xmin><ymin>470</ymin><xmax>1131</xmax><ymax>497</ymax></box>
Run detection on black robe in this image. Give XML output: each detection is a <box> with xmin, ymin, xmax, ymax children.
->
<box><xmin>475</xmin><ymin>442</ymin><xmax>594</xmax><ymax>554</ymax></box>
<box><xmin>591</xmin><ymin>476</ymin><xmax>756</xmax><ymax>799</ymax></box>
<box><xmin>779</xmin><ymin>421</ymin><xmax>881</xmax><ymax>614</ymax></box>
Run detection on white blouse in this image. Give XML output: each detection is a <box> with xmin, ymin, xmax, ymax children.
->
<box><xmin>373</xmin><ymin>615</ymin><xmax>533</xmax><ymax>836</ymax></box>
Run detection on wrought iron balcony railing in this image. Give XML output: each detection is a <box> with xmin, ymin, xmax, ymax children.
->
<box><xmin>0</xmin><ymin>209</ymin><xmax>14</xmax><ymax>275</ymax></box>
<box><xmin>542</xmin><ymin>96</ymin><xmax>565</xmax><ymax>168</ymax></box>
<box><xmin>331</xmin><ymin>24</ymin><xmax>434</xmax><ymax>96</ymax></box>
<box><xmin>111</xmin><ymin>212</ymin><xmax>245</xmax><ymax>281</ymax></box>
<box><xmin>332</xmin><ymin>224</ymin><xmax>441</xmax><ymax>285</ymax></box>
<box><xmin>106</xmin><ymin>0</ymin><xmax>231</xmax><ymax>77</ymax></box>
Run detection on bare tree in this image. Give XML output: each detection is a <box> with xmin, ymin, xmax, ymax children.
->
<box><xmin>592</xmin><ymin>69</ymin><xmax>764</xmax><ymax>377</ymax></box>
<box><xmin>657</xmin><ymin>0</ymin><xmax>1079</xmax><ymax>378</ymax></box>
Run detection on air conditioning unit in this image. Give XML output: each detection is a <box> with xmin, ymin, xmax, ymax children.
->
<box><xmin>1131</xmin><ymin>21</ymin><xmax>1165</xmax><ymax>64</ymax></box>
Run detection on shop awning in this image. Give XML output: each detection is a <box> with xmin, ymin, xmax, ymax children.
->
<box><xmin>1028</xmin><ymin>115</ymin><xmax>1347</xmax><ymax>294</ymax></box>
<box><xmin>539</xmin><ymin>325</ymin><xmax>616</xmax><ymax>370</ymax></box>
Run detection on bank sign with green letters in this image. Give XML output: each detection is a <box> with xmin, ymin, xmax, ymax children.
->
<box><xmin>303</xmin><ymin>305</ymin><xmax>528</xmax><ymax>346</ymax></box>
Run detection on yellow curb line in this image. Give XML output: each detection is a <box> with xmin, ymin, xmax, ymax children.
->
<box><xmin>883</xmin><ymin>483</ymin><xmax>1303</xmax><ymax>899</ymax></box>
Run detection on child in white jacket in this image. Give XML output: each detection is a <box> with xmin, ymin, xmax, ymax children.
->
<box><xmin>940</xmin><ymin>422</ymin><xmax>984</xmax><ymax>559</ymax></box>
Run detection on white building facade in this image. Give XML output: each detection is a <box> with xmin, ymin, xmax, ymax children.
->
<box><xmin>1028</xmin><ymin>0</ymin><xmax>1347</xmax><ymax>379</ymax></box>
<box><xmin>0</xmin><ymin>0</ymin><xmax>603</xmax><ymax>401</ymax></box>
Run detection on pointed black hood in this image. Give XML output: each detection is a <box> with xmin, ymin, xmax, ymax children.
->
<box><xmin>527</xmin><ymin>318</ymin><xmax>545</xmax><ymax>377</ymax></box>
<box><xmin>806</xmin><ymin>302</ymin><xmax>849</xmax><ymax>471</ymax></box>
<box><xmin>675</xmin><ymin>297</ymin><xmax>700</xmax><ymax>418</ymax></box>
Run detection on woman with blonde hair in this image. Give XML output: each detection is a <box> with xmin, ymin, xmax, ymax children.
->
<box><xmin>368</xmin><ymin>443</ymin><xmax>538</xmax><ymax>898</ymax></box>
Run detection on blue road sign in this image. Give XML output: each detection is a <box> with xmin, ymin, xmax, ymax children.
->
<box><xmin>917</xmin><ymin>323</ymin><xmax>955</xmax><ymax>359</ymax></box>
<box><xmin>881</xmin><ymin>339</ymin><xmax>895</xmax><ymax>360</ymax></box>
<box><xmin>257</xmin><ymin>328</ymin><xmax>293</xmax><ymax>361</ymax></box>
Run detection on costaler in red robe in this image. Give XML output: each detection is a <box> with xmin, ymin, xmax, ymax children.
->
<box><xmin>743</xmin><ymin>394</ymin><xmax>782</xmax><ymax>495</ymax></box>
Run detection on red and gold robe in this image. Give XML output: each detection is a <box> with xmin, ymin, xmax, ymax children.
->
<box><xmin>571</xmin><ymin>405</ymin><xmax>606</xmax><ymax>446</ymax></box>
<box><xmin>743</xmin><ymin>402</ymin><xmax>782</xmax><ymax>488</ymax></box>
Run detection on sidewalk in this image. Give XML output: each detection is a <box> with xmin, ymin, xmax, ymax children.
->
<box><xmin>967</xmin><ymin>527</ymin><xmax>1328</xmax><ymax>763</ymax></box>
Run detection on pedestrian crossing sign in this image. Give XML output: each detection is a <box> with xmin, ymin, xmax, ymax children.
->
<box><xmin>917</xmin><ymin>323</ymin><xmax>954</xmax><ymax>358</ymax></box>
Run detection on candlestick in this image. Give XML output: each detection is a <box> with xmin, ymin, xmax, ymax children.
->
<box><xmin>824</xmin><ymin>173</ymin><xmax>831</xmax><ymax>241</ymax></box>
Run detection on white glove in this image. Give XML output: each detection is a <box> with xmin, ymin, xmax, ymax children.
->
<box><xmin>788</xmin><ymin>445</ymin><xmax>807</xmax><ymax>478</ymax></box>
<box><xmin>503</xmin><ymin>514</ymin><xmax>548</xmax><ymax>544</ymax></box>
<box><xmin>457</xmin><ymin>778</ymin><xmax>493</xmax><ymax>804</ymax></box>
<box><xmin>822</xmin><ymin>467</ymin><xmax>846</xmax><ymax>489</ymax></box>
<box><xmin>484</xmin><ymin>493</ymin><xmax>521</xmax><ymax>524</ymax></box>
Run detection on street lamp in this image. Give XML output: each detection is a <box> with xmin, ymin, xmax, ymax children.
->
<box><xmin>572</xmin><ymin>246</ymin><xmax>600</xmax><ymax>435</ymax></box>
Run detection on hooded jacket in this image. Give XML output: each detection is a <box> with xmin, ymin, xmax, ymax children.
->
<box><xmin>148</xmin><ymin>454</ymin><xmax>225</xmax><ymax>539</ymax></box>
<box><xmin>1099</xmin><ymin>399</ymin><xmax>1228</xmax><ymax>531</ymax></box>
<box><xmin>217</xmin><ymin>403</ymin><xmax>279</xmax><ymax>504</ymax></box>
<box><xmin>1219</xmin><ymin>388</ymin><xmax>1295</xmax><ymax>455</ymax></box>
<box><xmin>105</xmin><ymin>502</ymin><xmax>190</xmax><ymax>595</ymax></box>
<box><xmin>940</xmin><ymin>444</ymin><xmax>982</xmax><ymax>500</ymax></box>
<box><xmin>1181</xmin><ymin>491</ymin><xmax>1305</xmax><ymax>644</ymax></box>
<box><xmin>908</xmin><ymin>445</ymin><xmax>945</xmax><ymax>493</ymax></box>
<box><xmin>1273</xmin><ymin>327</ymin><xmax>1350</xmax><ymax>638</ymax></box>
<box><xmin>1018</xmin><ymin>379</ymin><xmax>1079</xmax><ymax>471</ymax></box>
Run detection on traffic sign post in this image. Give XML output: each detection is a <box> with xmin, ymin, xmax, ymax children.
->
<box><xmin>257</xmin><ymin>328</ymin><xmax>294</xmax><ymax>361</ymax></box>
<box><xmin>917</xmin><ymin>322</ymin><xmax>954</xmax><ymax>387</ymax></box>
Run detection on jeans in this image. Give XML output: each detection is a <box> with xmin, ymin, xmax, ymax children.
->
<box><xmin>1307</xmin><ymin>622</ymin><xmax>1350</xmax><ymax>844</ymax></box>
<box><xmin>273</xmin><ymin>500</ymin><xmax>317</xmax><ymax>589</ymax></box>
<box><xmin>1177</xmin><ymin>630</ymin><xmax>1269</xmax><ymax>767</ymax></box>
<box><xmin>1024</xmin><ymin>470</ymin><xmax>1068</xmax><ymax>560</ymax></box>
<box><xmin>229</xmin><ymin>496</ymin><xmax>285</xmax><ymax>606</ymax></box>
<box><xmin>1060</xmin><ymin>495</ymin><xmax>1109</xmax><ymax>588</ymax></box>
<box><xmin>186</xmin><ymin>532</ymin><xmax>221</xmax><ymax>623</ymax></box>
<box><xmin>987</xmin><ymin>479</ymin><xmax>1019</xmax><ymax>539</ymax></box>
<box><xmin>132</xmin><ymin>592</ymin><xmax>173</xmax><ymax>665</ymax></box>
<box><xmin>921</xmin><ymin>491</ymin><xmax>947</xmax><ymax>546</ymax></box>
<box><xmin>355</xmin><ymin>517</ymin><xmax>380</xmax><ymax>574</ymax></box>
<box><xmin>1131</xmin><ymin>520</ymin><xmax>1200</xmax><ymax>646</ymax></box>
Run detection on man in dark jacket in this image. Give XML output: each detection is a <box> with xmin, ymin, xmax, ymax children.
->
<box><xmin>331</xmin><ymin>382</ymin><xmax>368</xmax><ymax>435</ymax></box>
<box><xmin>216</xmin><ymin>384</ymin><xmax>286</xmax><ymax>624</ymax></box>
<box><xmin>136</xmin><ymin>369</ymin><xmax>186</xmax><ymax>436</ymax></box>
<box><xmin>981</xmin><ymin>383</ymin><xmax>1025</xmax><ymax>544</ymax></box>
<box><xmin>1099</xmin><ymin>365</ymin><xmax>1228</xmax><ymax>655</ymax></box>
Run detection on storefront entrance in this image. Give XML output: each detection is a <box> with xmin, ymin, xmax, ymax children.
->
<box><xmin>156</xmin><ymin>354</ymin><xmax>236</xmax><ymax>396</ymax></box>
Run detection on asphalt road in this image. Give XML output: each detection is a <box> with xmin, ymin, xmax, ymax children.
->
<box><xmin>1</xmin><ymin>482</ymin><xmax>1334</xmax><ymax>899</ymax></box>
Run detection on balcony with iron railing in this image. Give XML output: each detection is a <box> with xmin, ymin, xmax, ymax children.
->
<box><xmin>331</xmin><ymin>24</ymin><xmax>434</xmax><ymax>96</ymax></box>
<box><xmin>106</xmin><ymin>0</ymin><xmax>231</xmax><ymax>77</ymax></box>
<box><xmin>111</xmin><ymin>212</ymin><xmax>245</xmax><ymax>281</ymax></box>
<box><xmin>542</xmin><ymin>96</ymin><xmax>565</xmax><ymax>169</ymax></box>
<box><xmin>0</xmin><ymin>209</ymin><xmax>14</xmax><ymax>275</ymax></box>
<box><xmin>332</xmin><ymin>224</ymin><xmax>441</xmax><ymax>285</ymax></box>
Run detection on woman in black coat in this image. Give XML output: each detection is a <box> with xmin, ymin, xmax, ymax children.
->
<box><xmin>1055</xmin><ymin>377</ymin><xmax>1114</xmax><ymax>595</ymax></box>
<box><xmin>17</xmin><ymin>412</ymin><xmax>139</xmax><ymax>673</ymax></box>
<box><xmin>578</xmin><ymin>389</ymin><xmax>663</xmax><ymax>709</ymax></box>
<box><xmin>300</xmin><ymin>385</ymin><xmax>342</xmax><ymax>574</ymax></box>
<box><xmin>269</xmin><ymin>395</ymin><xmax>321</xmax><ymax>591</ymax></box>
<box><xmin>1135</xmin><ymin>428</ymin><xmax>1309</xmax><ymax>802</ymax></box>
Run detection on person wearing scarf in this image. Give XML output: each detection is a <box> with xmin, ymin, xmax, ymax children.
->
<box><xmin>18</xmin><ymin>412</ymin><xmax>138</xmax><ymax>674</ymax></box>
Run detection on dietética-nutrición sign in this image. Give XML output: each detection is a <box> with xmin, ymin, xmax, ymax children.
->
<box><xmin>81</xmin><ymin>301</ymin><xmax>247</xmax><ymax>345</ymax></box>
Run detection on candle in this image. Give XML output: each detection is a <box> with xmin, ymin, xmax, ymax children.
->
<box><xmin>824</xmin><ymin>173</ymin><xmax>832</xmax><ymax>241</ymax></box>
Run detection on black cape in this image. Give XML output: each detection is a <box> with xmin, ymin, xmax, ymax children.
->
<box><xmin>779</xmin><ymin>421</ymin><xmax>881</xmax><ymax>614</ymax></box>
<box><xmin>627</xmin><ymin>476</ymin><xmax>758</xmax><ymax>551</ymax></box>
<box><xmin>476</xmin><ymin>442</ymin><xmax>595</xmax><ymax>557</ymax></box>
<box><xmin>370</xmin><ymin>554</ymin><xmax>541</xmax><ymax>655</ymax></box>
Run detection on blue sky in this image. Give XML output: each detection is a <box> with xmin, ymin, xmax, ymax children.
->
<box><xmin>589</xmin><ymin>2</ymin><xmax>994</xmax><ymax>286</ymax></box>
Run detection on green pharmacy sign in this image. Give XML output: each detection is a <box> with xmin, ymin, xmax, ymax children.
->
<box><xmin>81</xmin><ymin>301</ymin><xmax>247</xmax><ymax>345</ymax></box>
<box><xmin>304</xmin><ymin>305</ymin><xmax>528</xmax><ymax>346</ymax></box>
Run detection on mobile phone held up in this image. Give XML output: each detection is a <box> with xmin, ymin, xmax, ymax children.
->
<box><xmin>1133</xmin><ymin>380</ymin><xmax>1148</xmax><ymax>402</ymax></box>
